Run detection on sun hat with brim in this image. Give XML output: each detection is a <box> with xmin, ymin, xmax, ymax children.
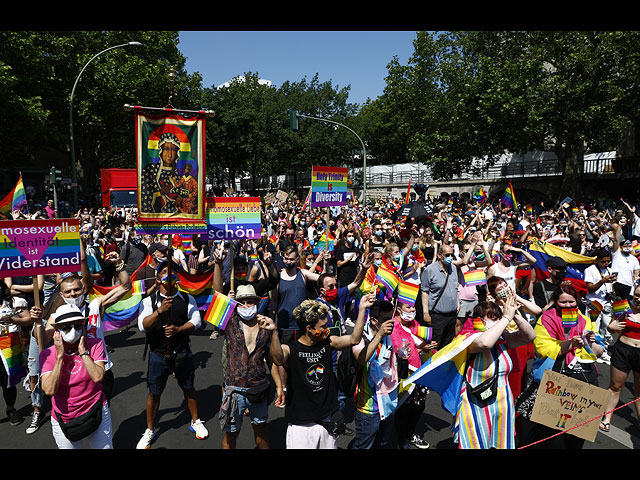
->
<box><xmin>235</xmin><ymin>284</ymin><xmax>261</xmax><ymax>304</ymax></box>
<box><xmin>51</xmin><ymin>304</ymin><xmax>88</xmax><ymax>327</ymax></box>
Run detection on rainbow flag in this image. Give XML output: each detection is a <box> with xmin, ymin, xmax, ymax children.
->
<box><xmin>177</xmin><ymin>270</ymin><xmax>215</xmax><ymax>311</ymax></box>
<box><xmin>179</xmin><ymin>234</ymin><xmax>193</xmax><ymax>255</ymax></box>
<box><xmin>301</xmin><ymin>188</ymin><xmax>312</xmax><ymax>212</ymax></box>
<box><xmin>634</xmin><ymin>244</ymin><xmax>640</xmax><ymax>255</ymax></box>
<box><xmin>87</xmin><ymin>255</ymin><xmax>151</xmax><ymax>331</ymax></box>
<box><xmin>588</xmin><ymin>300</ymin><xmax>603</xmax><ymax>320</ymax></box>
<box><xmin>250</xmin><ymin>252</ymin><xmax>259</xmax><ymax>263</ymax></box>
<box><xmin>561</xmin><ymin>308</ymin><xmax>579</xmax><ymax>328</ymax></box>
<box><xmin>203</xmin><ymin>292</ymin><xmax>238</xmax><ymax>330</ymax></box>
<box><xmin>314</xmin><ymin>231</ymin><xmax>335</xmax><ymax>254</ymax></box>
<box><xmin>613</xmin><ymin>299</ymin><xmax>631</xmax><ymax>317</ymax></box>
<box><xmin>397</xmin><ymin>279</ymin><xmax>420</xmax><ymax>306</ymax></box>
<box><xmin>525</xmin><ymin>205</ymin><xmax>533</xmax><ymax>215</ymax></box>
<box><xmin>403</xmin><ymin>331</ymin><xmax>483</xmax><ymax>416</ymax></box>
<box><xmin>414</xmin><ymin>326</ymin><xmax>432</xmax><ymax>342</ymax></box>
<box><xmin>0</xmin><ymin>332</ymin><xmax>26</xmax><ymax>388</ymax></box>
<box><xmin>464</xmin><ymin>269</ymin><xmax>486</xmax><ymax>287</ymax></box>
<box><xmin>500</xmin><ymin>182</ymin><xmax>518</xmax><ymax>210</ymax></box>
<box><xmin>131</xmin><ymin>280</ymin><xmax>146</xmax><ymax>295</ymax></box>
<box><xmin>375</xmin><ymin>262</ymin><xmax>400</xmax><ymax>296</ymax></box>
<box><xmin>0</xmin><ymin>173</ymin><xmax>27</xmax><ymax>220</ymax></box>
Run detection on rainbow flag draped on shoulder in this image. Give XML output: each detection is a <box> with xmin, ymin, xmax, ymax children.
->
<box><xmin>0</xmin><ymin>173</ymin><xmax>27</xmax><ymax>220</ymax></box>
<box><xmin>87</xmin><ymin>255</ymin><xmax>152</xmax><ymax>331</ymax></box>
<box><xmin>403</xmin><ymin>330</ymin><xmax>483</xmax><ymax>416</ymax></box>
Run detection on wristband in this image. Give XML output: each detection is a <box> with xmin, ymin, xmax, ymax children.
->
<box><xmin>79</xmin><ymin>351</ymin><xmax>90</xmax><ymax>357</ymax></box>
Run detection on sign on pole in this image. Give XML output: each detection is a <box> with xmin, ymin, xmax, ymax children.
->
<box><xmin>0</xmin><ymin>219</ymin><xmax>81</xmax><ymax>277</ymax></box>
<box><xmin>205</xmin><ymin>197</ymin><xmax>262</xmax><ymax>241</ymax></box>
<box><xmin>310</xmin><ymin>166</ymin><xmax>348</xmax><ymax>208</ymax></box>
<box><xmin>530</xmin><ymin>369</ymin><xmax>611</xmax><ymax>442</ymax></box>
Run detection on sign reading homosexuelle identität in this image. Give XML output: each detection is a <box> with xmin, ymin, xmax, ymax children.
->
<box><xmin>310</xmin><ymin>166</ymin><xmax>348</xmax><ymax>208</ymax></box>
<box><xmin>206</xmin><ymin>197</ymin><xmax>261</xmax><ymax>241</ymax></box>
<box><xmin>0</xmin><ymin>219</ymin><xmax>82</xmax><ymax>277</ymax></box>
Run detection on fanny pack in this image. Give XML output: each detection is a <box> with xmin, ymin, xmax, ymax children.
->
<box><xmin>465</xmin><ymin>348</ymin><xmax>499</xmax><ymax>403</ymax></box>
<box><xmin>320</xmin><ymin>410</ymin><xmax>346</xmax><ymax>437</ymax></box>
<box><xmin>55</xmin><ymin>398</ymin><xmax>103</xmax><ymax>442</ymax></box>
<box><xmin>241</xmin><ymin>382</ymin><xmax>270</xmax><ymax>403</ymax></box>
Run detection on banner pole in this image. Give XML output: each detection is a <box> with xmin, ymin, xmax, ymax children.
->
<box><xmin>32</xmin><ymin>276</ymin><xmax>44</xmax><ymax>352</ymax></box>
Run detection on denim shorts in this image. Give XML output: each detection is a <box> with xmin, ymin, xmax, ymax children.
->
<box><xmin>147</xmin><ymin>349</ymin><xmax>195</xmax><ymax>396</ymax></box>
<box><xmin>224</xmin><ymin>388</ymin><xmax>269</xmax><ymax>433</ymax></box>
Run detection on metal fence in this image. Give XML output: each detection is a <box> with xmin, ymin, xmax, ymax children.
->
<box><xmin>240</xmin><ymin>152</ymin><xmax>639</xmax><ymax>191</ymax></box>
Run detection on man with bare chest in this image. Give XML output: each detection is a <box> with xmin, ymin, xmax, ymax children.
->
<box><xmin>219</xmin><ymin>285</ymin><xmax>282</xmax><ymax>449</ymax></box>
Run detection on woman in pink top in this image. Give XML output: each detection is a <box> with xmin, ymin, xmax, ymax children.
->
<box><xmin>40</xmin><ymin>304</ymin><xmax>112</xmax><ymax>449</ymax></box>
<box><xmin>390</xmin><ymin>301</ymin><xmax>437</xmax><ymax>449</ymax></box>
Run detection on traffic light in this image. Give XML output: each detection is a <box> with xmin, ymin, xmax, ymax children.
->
<box><xmin>289</xmin><ymin>109</ymin><xmax>299</xmax><ymax>131</ymax></box>
<box><xmin>50</xmin><ymin>166</ymin><xmax>62</xmax><ymax>185</ymax></box>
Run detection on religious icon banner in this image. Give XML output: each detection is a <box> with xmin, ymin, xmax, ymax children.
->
<box><xmin>135</xmin><ymin>110</ymin><xmax>206</xmax><ymax>223</ymax></box>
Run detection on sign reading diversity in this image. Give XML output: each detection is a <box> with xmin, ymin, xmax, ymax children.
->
<box><xmin>206</xmin><ymin>197</ymin><xmax>261</xmax><ymax>241</ymax></box>
<box><xmin>0</xmin><ymin>219</ymin><xmax>81</xmax><ymax>277</ymax></box>
<box><xmin>310</xmin><ymin>166</ymin><xmax>348</xmax><ymax>208</ymax></box>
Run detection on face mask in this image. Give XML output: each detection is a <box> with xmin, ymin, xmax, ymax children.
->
<box><xmin>306</xmin><ymin>261</ymin><xmax>314</xmax><ymax>268</ymax></box>
<box><xmin>309</xmin><ymin>326</ymin><xmax>330</xmax><ymax>341</ymax></box>
<box><xmin>161</xmin><ymin>240</ymin><xmax>169</xmax><ymax>247</ymax></box>
<box><xmin>373</xmin><ymin>259</ymin><xmax>382</xmax><ymax>267</ymax></box>
<box><xmin>346</xmin><ymin>236</ymin><xmax>355</xmax><ymax>244</ymax></box>
<box><xmin>375</xmin><ymin>230</ymin><xmax>384</xmax><ymax>237</ymax></box>
<box><xmin>237</xmin><ymin>304</ymin><xmax>257</xmax><ymax>320</ymax></box>
<box><xmin>63</xmin><ymin>294</ymin><xmax>86</xmax><ymax>309</ymax></box>
<box><xmin>496</xmin><ymin>289</ymin><xmax>508</xmax><ymax>300</ymax></box>
<box><xmin>411</xmin><ymin>245</ymin><xmax>419</xmax><ymax>251</ymax></box>
<box><xmin>324</xmin><ymin>288</ymin><xmax>338</xmax><ymax>302</ymax></box>
<box><xmin>161</xmin><ymin>274</ymin><xmax>179</xmax><ymax>286</ymax></box>
<box><xmin>400</xmin><ymin>311</ymin><xmax>416</xmax><ymax>322</ymax></box>
<box><xmin>623</xmin><ymin>248</ymin><xmax>632</xmax><ymax>255</ymax></box>
<box><xmin>502</xmin><ymin>253</ymin><xmax>514</xmax><ymax>262</ymax></box>
<box><xmin>283</xmin><ymin>261</ymin><xmax>297</xmax><ymax>270</ymax></box>
<box><xmin>443</xmin><ymin>256</ymin><xmax>453</xmax><ymax>265</ymax></box>
<box><xmin>393</xmin><ymin>254</ymin><xmax>402</xmax><ymax>264</ymax></box>
<box><xmin>60</xmin><ymin>325</ymin><xmax>82</xmax><ymax>344</ymax></box>
<box><xmin>484</xmin><ymin>319</ymin><xmax>497</xmax><ymax>330</ymax></box>
<box><xmin>234</xmin><ymin>271</ymin><xmax>248</xmax><ymax>282</ymax></box>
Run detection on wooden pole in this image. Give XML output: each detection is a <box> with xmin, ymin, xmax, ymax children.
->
<box><xmin>229</xmin><ymin>241</ymin><xmax>235</xmax><ymax>293</ymax></box>
<box><xmin>165</xmin><ymin>244</ymin><xmax>173</xmax><ymax>359</ymax></box>
<box><xmin>32</xmin><ymin>276</ymin><xmax>44</xmax><ymax>352</ymax></box>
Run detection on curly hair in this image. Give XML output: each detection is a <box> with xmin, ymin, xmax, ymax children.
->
<box><xmin>293</xmin><ymin>299</ymin><xmax>329</xmax><ymax>330</ymax></box>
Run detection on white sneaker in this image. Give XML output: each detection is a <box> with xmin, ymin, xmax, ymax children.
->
<box><xmin>25</xmin><ymin>411</ymin><xmax>41</xmax><ymax>435</ymax></box>
<box><xmin>190</xmin><ymin>419</ymin><xmax>209</xmax><ymax>439</ymax></box>
<box><xmin>597</xmin><ymin>352</ymin><xmax>611</xmax><ymax>365</ymax></box>
<box><xmin>345</xmin><ymin>318</ymin><xmax>355</xmax><ymax>328</ymax></box>
<box><xmin>136</xmin><ymin>428</ymin><xmax>158</xmax><ymax>449</ymax></box>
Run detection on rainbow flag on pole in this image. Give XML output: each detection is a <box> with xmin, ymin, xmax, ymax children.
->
<box><xmin>375</xmin><ymin>262</ymin><xmax>400</xmax><ymax>296</ymax></box>
<box><xmin>500</xmin><ymin>182</ymin><xmax>518</xmax><ymax>210</ymax></box>
<box><xmin>463</xmin><ymin>269</ymin><xmax>486</xmax><ymax>287</ymax></box>
<box><xmin>561</xmin><ymin>308</ymin><xmax>579</xmax><ymax>328</ymax></box>
<box><xmin>131</xmin><ymin>280</ymin><xmax>146</xmax><ymax>296</ymax></box>
<box><xmin>0</xmin><ymin>173</ymin><xmax>27</xmax><ymax>220</ymax></box>
<box><xmin>588</xmin><ymin>300</ymin><xmax>603</xmax><ymax>320</ymax></box>
<box><xmin>177</xmin><ymin>270</ymin><xmax>215</xmax><ymax>311</ymax></box>
<box><xmin>301</xmin><ymin>188</ymin><xmax>312</xmax><ymax>212</ymax></box>
<box><xmin>613</xmin><ymin>299</ymin><xmax>631</xmax><ymax>317</ymax></box>
<box><xmin>203</xmin><ymin>292</ymin><xmax>238</xmax><ymax>330</ymax></box>
<box><xmin>397</xmin><ymin>279</ymin><xmax>420</xmax><ymax>306</ymax></box>
<box><xmin>414</xmin><ymin>326</ymin><xmax>432</xmax><ymax>342</ymax></box>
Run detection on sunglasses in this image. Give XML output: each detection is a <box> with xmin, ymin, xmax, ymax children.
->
<box><xmin>59</xmin><ymin>323</ymin><xmax>84</xmax><ymax>333</ymax></box>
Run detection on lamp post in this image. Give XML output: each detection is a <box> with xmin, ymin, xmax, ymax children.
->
<box><xmin>69</xmin><ymin>41</ymin><xmax>143</xmax><ymax>211</ymax></box>
<box><xmin>290</xmin><ymin>112</ymin><xmax>367</xmax><ymax>203</ymax></box>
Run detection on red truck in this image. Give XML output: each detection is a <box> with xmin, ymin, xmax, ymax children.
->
<box><xmin>100</xmin><ymin>168</ymin><xmax>137</xmax><ymax>208</ymax></box>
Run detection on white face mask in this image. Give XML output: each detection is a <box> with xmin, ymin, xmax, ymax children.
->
<box><xmin>63</xmin><ymin>294</ymin><xmax>86</xmax><ymax>309</ymax></box>
<box><xmin>400</xmin><ymin>311</ymin><xmax>416</xmax><ymax>322</ymax></box>
<box><xmin>61</xmin><ymin>325</ymin><xmax>82</xmax><ymax>344</ymax></box>
<box><xmin>484</xmin><ymin>319</ymin><xmax>497</xmax><ymax>330</ymax></box>
<box><xmin>237</xmin><ymin>305</ymin><xmax>257</xmax><ymax>320</ymax></box>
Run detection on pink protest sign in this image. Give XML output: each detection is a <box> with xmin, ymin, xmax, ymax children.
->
<box><xmin>0</xmin><ymin>219</ymin><xmax>82</xmax><ymax>277</ymax></box>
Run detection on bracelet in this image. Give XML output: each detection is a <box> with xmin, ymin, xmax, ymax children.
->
<box><xmin>79</xmin><ymin>351</ymin><xmax>90</xmax><ymax>357</ymax></box>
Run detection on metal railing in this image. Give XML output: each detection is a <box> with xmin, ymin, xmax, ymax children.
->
<box><xmin>239</xmin><ymin>153</ymin><xmax>639</xmax><ymax>191</ymax></box>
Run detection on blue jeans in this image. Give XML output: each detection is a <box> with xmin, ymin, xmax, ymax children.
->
<box><xmin>26</xmin><ymin>330</ymin><xmax>44</xmax><ymax>409</ymax></box>
<box><xmin>353</xmin><ymin>409</ymin><xmax>392</xmax><ymax>449</ymax></box>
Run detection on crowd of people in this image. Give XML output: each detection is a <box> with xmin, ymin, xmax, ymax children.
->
<box><xmin>1</xmin><ymin>187</ymin><xmax>640</xmax><ymax>450</ymax></box>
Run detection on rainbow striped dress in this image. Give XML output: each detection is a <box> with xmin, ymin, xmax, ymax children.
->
<box><xmin>453</xmin><ymin>341</ymin><xmax>515</xmax><ymax>449</ymax></box>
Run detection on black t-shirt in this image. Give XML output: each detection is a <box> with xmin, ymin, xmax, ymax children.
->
<box><xmin>285</xmin><ymin>339</ymin><xmax>339</xmax><ymax>425</ymax></box>
<box><xmin>532</xmin><ymin>279</ymin><xmax>558</xmax><ymax>310</ymax></box>
<box><xmin>336</xmin><ymin>243</ymin><xmax>359</xmax><ymax>285</ymax></box>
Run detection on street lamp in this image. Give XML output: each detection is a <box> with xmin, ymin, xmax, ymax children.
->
<box><xmin>69</xmin><ymin>41</ymin><xmax>143</xmax><ymax>210</ymax></box>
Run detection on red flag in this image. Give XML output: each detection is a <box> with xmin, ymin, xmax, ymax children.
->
<box><xmin>405</xmin><ymin>180</ymin><xmax>411</xmax><ymax>204</ymax></box>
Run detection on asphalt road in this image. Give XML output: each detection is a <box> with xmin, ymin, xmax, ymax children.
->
<box><xmin>1</xmin><ymin>321</ymin><xmax>639</xmax><ymax>450</ymax></box>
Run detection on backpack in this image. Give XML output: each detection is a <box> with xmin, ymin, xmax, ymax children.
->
<box><xmin>335</xmin><ymin>337</ymin><xmax>369</xmax><ymax>397</ymax></box>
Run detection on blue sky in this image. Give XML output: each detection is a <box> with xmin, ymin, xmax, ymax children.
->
<box><xmin>178</xmin><ymin>31</ymin><xmax>418</xmax><ymax>106</ymax></box>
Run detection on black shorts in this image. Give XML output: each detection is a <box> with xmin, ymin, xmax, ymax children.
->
<box><xmin>611</xmin><ymin>339</ymin><xmax>640</xmax><ymax>374</ymax></box>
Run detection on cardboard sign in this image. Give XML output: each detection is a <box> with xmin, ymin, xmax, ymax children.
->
<box><xmin>206</xmin><ymin>197</ymin><xmax>261</xmax><ymax>241</ymax></box>
<box><xmin>530</xmin><ymin>369</ymin><xmax>611</xmax><ymax>442</ymax></box>
<box><xmin>0</xmin><ymin>219</ymin><xmax>82</xmax><ymax>277</ymax></box>
<box><xmin>275</xmin><ymin>190</ymin><xmax>288</xmax><ymax>202</ymax></box>
<box><xmin>310</xmin><ymin>166</ymin><xmax>348</xmax><ymax>208</ymax></box>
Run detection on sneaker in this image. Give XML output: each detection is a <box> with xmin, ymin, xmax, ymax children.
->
<box><xmin>345</xmin><ymin>318</ymin><xmax>355</xmax><ymax>328</ymax></box>
<box><xmin>190</xmin><ymin>419</ymin><xmax>209</xmax><ymax>439</ymax></box>
<box><xmin>409</xmin><ymin>434</ymin><xmax>430</xmax><ymax>449</ymax></box>
<box><xmin>597</xmin><ymin>352</ymin><xmax>611</xmax><ymax>365</ymax></box>
<box><xmin>136</xmin><ymin>428</ymin><xmax>158</xmax><ymax>449</ymax></box>
<box><xmin>25</xmin><ymin>411</ymin><xmax>41</xmax><ymax>434</ymax></box>
<box><xmin>7</xmin><ymin>409</ymin><xmax>23</xmax><ymax>426</ymax></box>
